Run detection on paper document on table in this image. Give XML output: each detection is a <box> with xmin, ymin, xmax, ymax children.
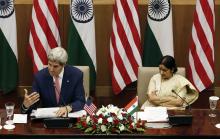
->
<box><xmin>68</xmin><ymin>110</ymin><xmax>87</xmax><ymax>118</ymax></box>
<box><xmin>35</xmin><ymin>107</ymin><xmax>59</xmax><ymax>118</ymax></box>
<box><xmin>13</xmin><ymin>114</ymin><xmax>27</xmax><ymax>123</ymax></box>
<box><xmin>33</xmin><ymin>108</ymin><xmax>87</xmax><ymax>118</ymax></box>
<box><xmin>139</xmin><ymin>107</ymin><xmax>168</xmax><ymax>122</ymax></box>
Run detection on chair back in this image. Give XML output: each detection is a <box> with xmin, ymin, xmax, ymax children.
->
<box><xmin>74</xmin><ymin>66</ymin><xmax>90</xmax><ymax>100</ymax></box>
<box><xmin>137</xmin><ymin>67</ymin><xmax>185</xmax><ymax>107</ymax></box>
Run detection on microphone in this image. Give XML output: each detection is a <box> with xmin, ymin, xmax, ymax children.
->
<box><xmin>168</xmin><ymin>90</ymin><xmax>193</xmax><ymax>125</ymax></box>
<box><xmin>171</xmin><ymin>90</ymin><xmax>191</xmax><ymax>110</ymax></box>
<box><xmin>53</xmin><ymin>82</ymin><xmax>69</xmax><ymax>118</ymax></box>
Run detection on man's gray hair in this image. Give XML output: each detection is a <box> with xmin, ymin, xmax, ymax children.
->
<box><xmin>48</xmin><ymin>47</ymin><xmax>68</xmax><ymax>65</ymax></box>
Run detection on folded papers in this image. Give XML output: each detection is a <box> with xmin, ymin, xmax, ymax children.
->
<box><xmin>35</xmin><ymin>107</ymin><xmax>59</xmax><ymax>118</ymax></box>
<box><xmin>32</xmin><ymin>107</ymin><xmax>87</xmax><ymax>118</ymax></box>
<box><xmin>136</xmin><ymin>107</ymin><xmax>168</xmax><ymax>122</ymax></box>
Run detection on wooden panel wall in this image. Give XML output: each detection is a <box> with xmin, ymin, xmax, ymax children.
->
<box><xmin>15</xmin><ymin>0</ymin><xmax>220</xmax><ymax>96</ymax></box>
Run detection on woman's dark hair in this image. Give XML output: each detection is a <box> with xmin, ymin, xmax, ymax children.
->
<box><xmin>159</xmin><ymin>55</ymin><xmax>178</xmax><ymax>73</ymax></box>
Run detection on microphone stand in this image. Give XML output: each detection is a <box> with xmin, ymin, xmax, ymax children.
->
<box><xmin>171</xmin><ymin>90</ymin><xmax>191</xmax><ymax>110</ymax></box>
<box><xmin>168</xmin><ymin>90</ymin><xmax>193</xmax><ymax>125</ymax></box>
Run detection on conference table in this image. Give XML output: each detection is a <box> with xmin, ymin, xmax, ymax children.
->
<box><xmin>0</xmin><ymin>109</ymin><xmax>220</xmax><ymax>138</ymax></box>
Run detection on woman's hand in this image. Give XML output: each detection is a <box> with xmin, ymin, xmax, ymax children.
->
<box><xmin>161</xmin><ymin>96</ymin><xmax>184</xmax><ymax>107</ymax></box>
<box><xmin>148</xmin><ymin>90</ymin><xmax>175</xmax><ymax>106</ymax></box>
<box><xmin>147</xmin><ymin>90</ymin><xmax>158</xmax><ymax>100</ymax></box>
<box><xmin>23</xmin><ymin>89</ymin><xmax>40</xmax><ymax>108</ymax></box>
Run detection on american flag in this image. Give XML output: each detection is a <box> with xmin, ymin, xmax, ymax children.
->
<box><xmin>109</xmin><ymin>0</ymin><xmax>142</xmax><ymax>94</ymax></box>
<box><xmin>188</xmin><ymin>0</ymin><xmax>215</xmax><ymax>92</ymax></box>
<box><xmin>28</xmin><ymin>0</ymin><xmax>61</xmax><ymax>73</ymax></box>
<box><xmin>84</xmin><ymin>98</ymin><xmax>97</xmax><ymax>116</ymax></box>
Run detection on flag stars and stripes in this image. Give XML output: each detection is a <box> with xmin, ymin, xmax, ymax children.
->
<box><xmin>188</xmin><ymin>0</ymin><xmax>214</xmax><ymax>92</ymax></box>
<box><xmin>110</xmin><ymin>0</ymin><xmax>142</xmax><ymax>94</ymax></box>
<box><xmin>84</xmin><ymin>99</ymin><xmax>97</xmax><ymax>116</ymax></box>
<box><xmin>28</xmin><ymin>0</ymin><xmax>61</xmax><ymax>73</ymax></box>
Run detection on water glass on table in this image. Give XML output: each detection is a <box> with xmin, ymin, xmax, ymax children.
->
<box><xmin>209</xmin><ymin>96</ymin><xmax>219</xmax><ymax>117</ymax></box>
<box><xmin>5</xmin><ymin>102</ymin><xmax>15</xmax><ymax>125</ymax></box>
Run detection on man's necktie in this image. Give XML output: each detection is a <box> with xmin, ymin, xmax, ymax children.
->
<box><xmin>54</xmin><ymin>76</ymin><xmax>61</xmax><ymax>103</ymax></box>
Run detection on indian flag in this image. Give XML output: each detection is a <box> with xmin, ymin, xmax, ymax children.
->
<box><xmin>125</xmin><ymin>96</ymin><xmax>138</xmax><ymax>116</ymax></box>
<box><xmin>0</xmin><ymin>0</ymin><xmax>18</xmax><ymax>94</ymax></box>
<box><xmin>142</xmin><ymin>0</ymin><xmax>174</xmax><ymax>66</ymax></box>
<box><xmin>67</xmin><ymin>0</ymin><xmax>96</xmax><ymax>90</ymax></box>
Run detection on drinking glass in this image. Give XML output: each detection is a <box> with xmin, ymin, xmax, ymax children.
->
<box><xmin>209</xmin><ymin>96</ymin><xmax>219</xmax><ymax>117</ymax></box>
<box><xmin>5</xmin><ymin>102</ymin><xmax>15</xmax><ymax>125</ymax></box>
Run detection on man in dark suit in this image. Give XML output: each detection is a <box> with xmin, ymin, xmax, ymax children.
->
<box><xmin>21</xmin><ymin>47</ymin><xmax>85</xmax><ymax>116</ymax></box>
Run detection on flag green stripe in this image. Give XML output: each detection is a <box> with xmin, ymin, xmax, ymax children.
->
<box><xmin>142</xmin><ymin>23</ymin><xmax>163</xmax><ymax>67</ymax></box>
<box><xmin>67</xmin><ymin>21</ymin><xmax>96</xmax><ymax>90</ymax></box>
<box><xmin>129</xmin><ymin>106</ymin><xmax>138</xmax><ymax>116</ymax></box>
<box><xmin>0</xmin><ymin>29</ymin><xmax>18</xmax><ymax>93</ymax></box>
